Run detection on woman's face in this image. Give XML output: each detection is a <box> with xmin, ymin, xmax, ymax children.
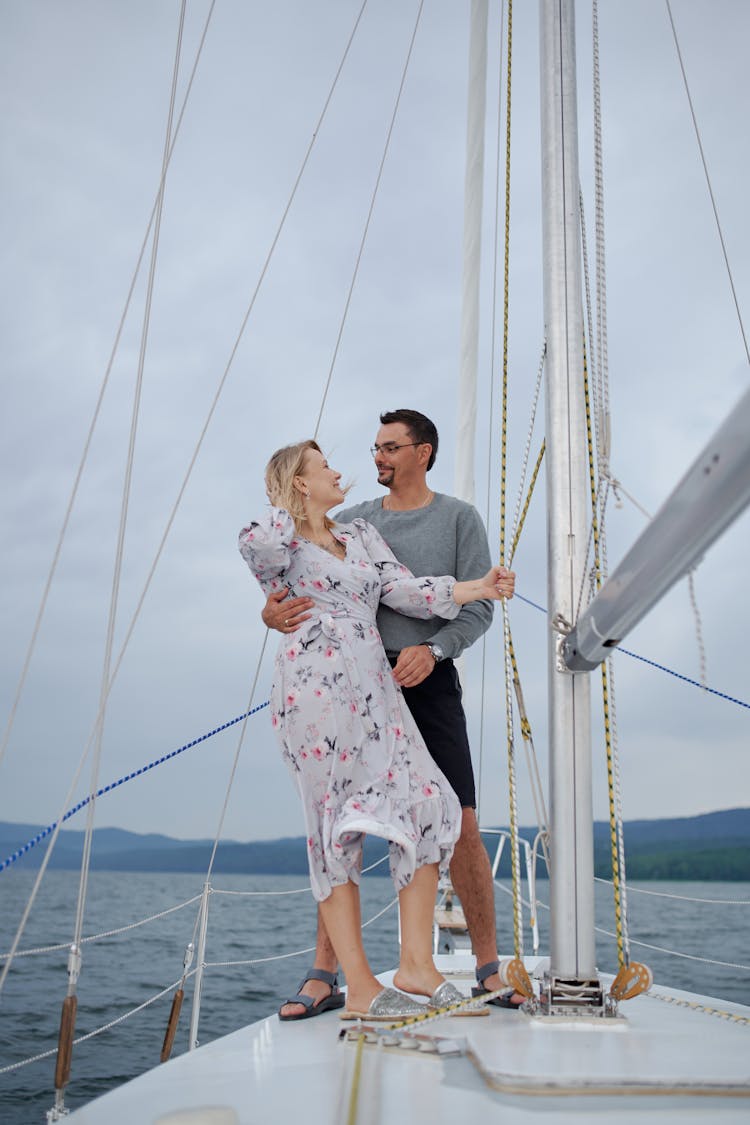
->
<box><xmin>299</xmin><ymin>448</ymin><xmax>344</xmax><ymax>510</ymax></box>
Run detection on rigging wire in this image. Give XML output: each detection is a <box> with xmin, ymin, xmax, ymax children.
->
<box><xmin>0</xmin><ymin>0</ymin><xmax>219</xmax><ymax>776</ymax></box>
<box><xmin>0</xmin><ymin>0</ymin><xmax>371</xmax><ymax>998</ymax></box>
<box><xmin>665</xmin><ymin>0</ymin><xmax>750</xmax><ymax>366</ymax></box>
<box><xmin>312</xmin><ymin>0</ymin><xmax>426</xmax><ymax>439</ymax></box>
<box><xmin>175</xmin><ymin>0</ymin><xmax>429</xmax><ymax>1047</ymax></box>
<box><xmin>48</xmin><ymin>11</ymin><xmax>190</xmax><ymax>1117</ymax></box>
<box><xmin>593</xmin><ymin>878</ymin><xmax>750</xmax><ymax>907</ymax></box>
<box><xmin>71</xmin><ymin>0</ymin><xmax>188</xmax><ymax>968</ymax></box>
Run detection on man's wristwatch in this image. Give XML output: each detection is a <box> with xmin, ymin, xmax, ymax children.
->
<box><xmin>422</xmin><ymin>642</ymin><xmax>444</xmax><ymax>664</ymax></box>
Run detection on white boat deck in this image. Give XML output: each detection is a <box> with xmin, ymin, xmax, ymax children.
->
<box><xmin>67</xmin><ymin>954</ymin><xmax>750</xmax><ymax>1124</ymax></box>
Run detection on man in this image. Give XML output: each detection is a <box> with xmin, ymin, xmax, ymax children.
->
<box><xmin>263</xmin><ymin>409</ymin><xmax>521</xmax><ymax>1018</ymax></box>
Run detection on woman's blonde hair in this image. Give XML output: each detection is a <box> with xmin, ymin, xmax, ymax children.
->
<box><xmin>265</xmin><ymin>439</ymin><xmax>347</xmax><ymax>532</ymax></box>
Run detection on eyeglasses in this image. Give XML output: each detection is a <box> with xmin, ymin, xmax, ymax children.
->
<box><xmin>370</xmin><ymin>441</ymin><xmax>423</xmax><ymax>457</ymax></box>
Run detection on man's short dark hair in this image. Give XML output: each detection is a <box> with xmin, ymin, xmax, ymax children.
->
<box><xmin>379</xmin><ymin>409</ymin><xmax>438</xmax><ymax>471</ymax></box>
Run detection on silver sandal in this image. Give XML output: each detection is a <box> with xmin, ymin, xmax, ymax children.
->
<box><xmin>339</xmin><ymin>986</ymin><xmax>430</xmax><ymax>1021</ymax></box>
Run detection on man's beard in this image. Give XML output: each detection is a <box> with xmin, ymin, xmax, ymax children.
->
<box><xmin>377</xmin><ymin>466</ymin><xmax>395</xmax><ymax>487</ymax></box>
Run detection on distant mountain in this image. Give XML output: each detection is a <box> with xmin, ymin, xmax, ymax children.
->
<box><xmin>1</xmin><ymin>808</ymin><xmax>748</xmax><ymax>880</ymax></box>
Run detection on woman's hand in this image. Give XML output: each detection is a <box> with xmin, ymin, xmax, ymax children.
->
<box><xmin>453</xmin><ymin>566</ymin><xmax>515</xmax><ymax>606</ymax></box>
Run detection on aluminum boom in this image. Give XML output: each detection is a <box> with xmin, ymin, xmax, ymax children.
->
<box><xmin>563</xmin><ymin>384</ymin><xmax>750</xmax><ymax>672</ymax></box>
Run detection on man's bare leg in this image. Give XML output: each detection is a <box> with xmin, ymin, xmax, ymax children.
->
<box><xmin>449</xmin><ymin>807</ymin><xmax>524</xmax><ymax>1002</ymax></box>
<box><xmin>278</xmin><ymin>906</ymin><xmax>341</xmax><ymax>1019</ymax></box>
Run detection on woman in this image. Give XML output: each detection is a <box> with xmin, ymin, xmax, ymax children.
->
<box><xmin>239</xmin><ymin>440</ymin><xmax>514</xmax><ymax>1020</ymax></box>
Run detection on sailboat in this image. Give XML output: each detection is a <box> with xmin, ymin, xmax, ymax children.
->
<box><xmin>1</xmin><ymin>1</ymin><xmax>748</xmax><ymax>1121</ymax></box>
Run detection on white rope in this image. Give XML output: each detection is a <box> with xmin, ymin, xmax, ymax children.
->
<box><xmin>205</xmin><ymin>947</ymin><xmax>316</xmax><ymax>970</ymax></box>
<box><xmin>665</xmin><ymin>0</ymin><xmax>750</xmax><ymax>365</ymax></box>
<box><xmin>519</xmin><ymin>719</ymin><xmax>550</xmax><ymax>858</ymax></box>
<box><xmin>594</xmin><ymin>878</ymin><xmax>750</xmax><ymax>906</ymax></box>
<box><xmin>595</xmin><ymin>927</ymin><xmax>750</xmax><ymax>973</ymax></box>
<box><xmin>575</xmin><ymin>190</ymin><xmax>602</xmax><ymax>621</ymax></box>
<box><xmin>0</xmin><ymin>895</ymin><xmax>202</xmax><ymax>961</ymax></box>
<box><xmin>495</xmin><ymin>882</ymin><xmax>750</xmax><ymax>973</ymax></box>
<box><xmin>687</xmin><ymin>570</ymin><xmax>708</xmax><ymax>689</ymax></box>
<box><xmin>592</xmin><ymin>0</ymin><xmax>611</xmax><ymax>453</ymax></box>
<box><xmin>312</xmin><ymin>0</ymin><xmax>426</xmax><ymax>439</ymax></box>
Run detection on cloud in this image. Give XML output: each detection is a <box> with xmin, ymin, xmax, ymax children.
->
<box><xmin>0</xmin><ymin>1</ymin><xmax>747</xmax><ymax>850</ymax></box>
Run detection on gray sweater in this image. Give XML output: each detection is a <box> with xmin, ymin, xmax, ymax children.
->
<box><xmin>336</xmin><ymin>492</ymin><xmax>493</xmax><ymax>660</ymax></box>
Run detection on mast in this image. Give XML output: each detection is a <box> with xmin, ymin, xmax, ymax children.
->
<box><xmin>539</xmin><ymin>0</ymin><xmax>598</xmax><ymax>996</ymax></box>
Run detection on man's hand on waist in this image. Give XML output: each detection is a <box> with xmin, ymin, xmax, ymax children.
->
<box><xmin>262</xmin><ymin>588</ymin><xmax>314</xmax><ymax>634</ymax></box>
<box><xmin>391</xmin><ymin>644</ymin><xmax>438</xmax><ymax>689</ymax></box>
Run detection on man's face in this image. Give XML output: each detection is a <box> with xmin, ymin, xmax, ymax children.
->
<box><xmin>371</xmin><ymin>422</ymin><xmax>423</xmax><ymax>489</ymax></box>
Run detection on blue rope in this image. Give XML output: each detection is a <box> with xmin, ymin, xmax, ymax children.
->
<box><xmin>3</xmin><ymin>591</ymin><xmax>747</xmax><ymax>876</ymax></box>
<box><xmin>0</xmin><ymin>701</ymin><xmax>270</xmax><ymax>874</ymax></box>
<box><xmin>515</xmin><ymin>592</ymin><xmax>750</xmax><ymax>710</ymax></box>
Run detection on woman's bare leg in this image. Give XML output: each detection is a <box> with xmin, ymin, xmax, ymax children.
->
<box><xmin>393</xmin><ymin>863</ymin><xmax>444</xmax><ymax>997</ymax></box>
<box><xmin>318</xmin><ymin>880</ymin><xmax>382</xmax><ymax>1014</ymax></box>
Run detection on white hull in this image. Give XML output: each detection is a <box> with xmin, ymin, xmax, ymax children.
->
<box><xmin>68</xmin><ymin>953</ymin><xmax>750</xmax><ymax>1124</ymax></box>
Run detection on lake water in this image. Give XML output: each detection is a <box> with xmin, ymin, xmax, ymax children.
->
<box><xmin>1</xmin><ymin>869</ymin><xmax>748</xmax><ymax>1123</ymax></box>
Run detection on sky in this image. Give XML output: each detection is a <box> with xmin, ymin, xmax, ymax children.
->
<box><xmin>0</xmin><ymin>0</ymin><xmax>748</xmax><ymax>854</ymax></box>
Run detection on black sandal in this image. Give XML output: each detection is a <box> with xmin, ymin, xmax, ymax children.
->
<box><xmin>471</xmin><ymin>960</ymin><xmax>525</xmax><ymax>1010</ymax></box>
<box><xmin>278</xmin><ymin>968</ymin><xmax>345</xmax><ymax>1021</ymax></box>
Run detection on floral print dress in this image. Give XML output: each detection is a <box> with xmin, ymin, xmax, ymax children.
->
<box><xmin>239</xmin><ymin>508</ymin><xmax>462</xmax><ymax>902</ymax></box>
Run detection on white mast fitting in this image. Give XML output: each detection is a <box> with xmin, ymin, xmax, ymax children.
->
<box><xmin>539</xmin><ymin>0</ymin><xmax>599</xmax><ymax>1006</ymax></box>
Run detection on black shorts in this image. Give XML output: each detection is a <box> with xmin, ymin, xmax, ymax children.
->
<box><xmin>388</xmin><ymin>656</ymin><xmax>476</xmax><ymax>809</ymax></box>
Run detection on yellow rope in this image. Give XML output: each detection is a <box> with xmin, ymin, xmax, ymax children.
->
<box><xmin>497</xmin><ymin>0</ymin><xmax>523</xmax><ymax>961</ymax></box>
<box><xmin>345</xmin><ymin>1031</ymin><xmax>365</xmax><ymax>1125</ymax></box>
<box><xmin>509</xmin><ymin>440</ymin><xmax>544</xmax><ymax>567</ymax></box>
<box><xmin>582</xmin><ymin>337</ymin><xmax>625</xmax><ymax>969</ymax></box>
<box><xmin>499</xmin><ymin>0</ymin><xmax>512</xmax><ymax>565</ymax></box>
<box><xmin>651</xmin><ymin>992</ymin><xmax>750</xmax><ymax>1026</ymax></box>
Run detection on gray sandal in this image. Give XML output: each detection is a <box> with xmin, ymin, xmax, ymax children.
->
<box><xmin>471</xmin><ymin>960</ymin><xmax>525</xmax><ymax>1010</ymax></box>
<box><xmin>278</xmin><ymin>968</ymin><xmax>345</xmax><ymax>1021</ymax></box>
